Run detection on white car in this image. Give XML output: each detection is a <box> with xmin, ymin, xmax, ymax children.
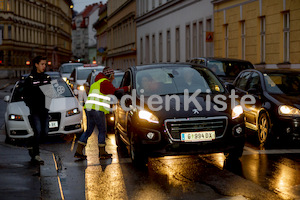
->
<box><xmin>3</xmin><ymin>73</ymin><xmax>83</xmax><ymax>142</ymax></box>
<box><xmin>59</xmin><ymin>62</ymin><xmax>83</xmax><ymax>82</ymax></box>
<box><xmin>69</xmin><ymin>64</ymin><xmax>105</xmax><ymax>93</ymax></box>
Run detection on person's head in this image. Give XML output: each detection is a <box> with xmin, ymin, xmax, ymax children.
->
<box><xmin>32</xmin><ymin>56</ymin><xmax>47</xmax><ymax>73</ymax></box>
<box><xmin>183</xmin><ymin>68</ymin><xmax>194</xmax><ymax>81</ymax></box>
<box><xmin>137</xmin><ymin>74</ymin><xmax>152</xmax><ymax>90</ymax></box>
<box><xmin>103</xmin><ymin>66</ymin><xmax>115</xmax><ymax>81</ymax></box>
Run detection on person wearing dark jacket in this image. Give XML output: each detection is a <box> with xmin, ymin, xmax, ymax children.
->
<box><xmin>74</xmin><ymin>67</ymin><xmax>129</xmax><ymax>160</ymax></box>
<box><xmin>23</xmin><ymin>56</ymin><xmax>51</xmax><ymax>164</ymax></box>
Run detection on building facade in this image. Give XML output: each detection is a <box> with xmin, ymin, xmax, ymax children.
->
<box><xmin>0</xmin><ymin>0</ymin><xmax>73</xmax><ymax>76</ymax></box>
<box><xmin>136</xmin><ymin>0</ymin><xmax>214</xmax><ymax>65</ymax></box>
<box><xmin>72</xmin><ymin>3</ymin><xmax>100</xmax><ymax>64</ymax></box>
<box><xmin>93</xmin><ymin>3</ymin><xmax>108</xmax><ymax>65</ymax></box>
<box><xmin>213</xmin><ymin>0</ymin><xmax>300</xmax><ymax>69</ymax></box>
<box><xmin>106</xmin><ymin>0</ymin><xmax>136</xmax><ymax>70</ymax></box>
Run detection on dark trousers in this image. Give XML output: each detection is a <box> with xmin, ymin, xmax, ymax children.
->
<box><xmin>28</xmin><ymin>111</ymin><xmax>49</xmax><ymax>157</ymax></box>
<box><xmin>79</xmin><ymin>110</ymin><xmax>106</xmax><ymax>145</ymax></box>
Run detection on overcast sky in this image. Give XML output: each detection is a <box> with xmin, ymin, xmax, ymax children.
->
<box><xmin>73</xmin><ymin>0</ymin><xmax>107</xmax><ymax>13</ymax></box>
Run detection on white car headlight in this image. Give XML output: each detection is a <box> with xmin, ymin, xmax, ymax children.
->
<box><xmin>66</xmin><ymin>108</ymin><xmax>80</xmax><ymax>117</ymax></box>
<box><xmin>9</xmin><ymin>114</ymin><xmax>24</xmax><ymax>121</ymax></box>
<box><xmin>278</xmin><ymin>105</ymin><xmax>300</xmax><ymax>116</ymax></box>
<box><xmin>77</xmin><ymin>85</ymin><xmax>85</xmax><ymax>91</ymax></box>
<box><xmin>63</xmin><ymin>77</ymin><xmax>68</xmax><ymax>82</ymax></box>
<box><xmin>138</xmin><ymin>110</ymin><xmax>159</xmax><ymax>124</ymax></box>
<box><xmin>232</xmin><ymin>105</ymin><xmax>243</xmax><ymax>119</ymax></box>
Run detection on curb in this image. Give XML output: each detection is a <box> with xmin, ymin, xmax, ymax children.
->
<box><xmin>0</xmin><ymin>83</ymin><xmax>10</xmax><ymax>90</ymax></box>
<box><xmin>40</xmin><ymin>150</ymin><xmax>65</xmax><ymax>200</ymax></box>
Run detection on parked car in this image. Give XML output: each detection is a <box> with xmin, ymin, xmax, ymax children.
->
<box><xmin>4</xmin><ymin>73</ymin><xmax>84</xmax><ymax>142</ymax></box>
<box><xmin>84</xmin><ymin>70</ymin><xmax>125</xmax><ymax>130</ymax></box>
<box><xmin>190</xmin><ymin>57</ymin><xmax>255</xmax><ymax>83</ymax></box>
<box><xmin>59</xmin><ymin>63</ymin><xmax>83</xmax><ymax>82</ymax></box>
<box><xmin>233</xmin><ymin>69</ymin><xmax>300</xmax><ymax>144</ymax></box>
<box><xmin>114</xmin><ymin>63</ymin><xmax>246</xmax><ymax>166</ymax></box>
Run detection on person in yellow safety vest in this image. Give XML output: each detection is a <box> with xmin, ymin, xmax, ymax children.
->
<box><xmin>74</xmin><ymin>67</ymin><xmax>130</xmax><ymax>160</ymax></box>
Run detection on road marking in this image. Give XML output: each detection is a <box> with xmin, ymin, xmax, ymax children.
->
<box><xmin>52</xmin><ymin>153</ymin><xmax>65</xmax><ymax>200</ymax></box>
<box><xmin>243</xmin><ymin>146</ymin><xmax>300</xmax><ymax>155</ymax></box>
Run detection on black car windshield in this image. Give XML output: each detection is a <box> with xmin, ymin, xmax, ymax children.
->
<box><xmin>61</xmin><ymin>64</ymin><xmax>82</xmax><ymax>73</ymax></box>
<box><xmin>207</xmin><ymin>61</ymin><xmax>253</xmax><ymax>77</ymax></box>
<box><xmin>11</xmin><ymin>80</ymin><xmax>73</xmax><ymax>102</ymax></box>
<box><xmin>264</xmin><ymin>73</ymin><xmax>300</xmax><ymax>95</ymax></box>
<box><xmin>135</xmin><ymin>66</ymin><xmax>225</xmax><ymax>96</ymax></box>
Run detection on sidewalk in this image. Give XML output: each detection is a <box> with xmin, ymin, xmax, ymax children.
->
<box><xmin>0</xmin><ymin>76</ymin><xmax>61</xmax><ymax>199</ymax></box>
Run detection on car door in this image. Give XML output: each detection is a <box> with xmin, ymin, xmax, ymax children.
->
<box><xmin>116</xmin><ymin>70</ymin><xmax>132</xmax><ymax>139</ymax></box>
<box><xmin>234</xmin><ymin>71</ymin><xmax>252</xmax><ymax>124</ymax></box>
<box><xmin>245</xmin><ymin>72</ymin><xmax>263</xmax><ymax>125</ymax></box>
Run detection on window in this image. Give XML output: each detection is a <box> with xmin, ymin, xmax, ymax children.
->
<box><xmin>235</xmin><ymin>71</ymin><xmax>252</xmax><ymax>91</ymax></box>
<box><xmin>140</xmin><ymin>38</ymin><xmax>143</xmax><ymax>64</ymax></box>
<box><xmin>145</xmin><ymin>35</ymin><xmax>149</xmax><ymax>64</ymax></box>
<box><xmin>159</xmin><ymin>32</ymin><xmax>162</xmax><ymax>62</ymax></box>
<box><xmin>7</xmin><ymin>0</ymin><xmax>10</xmax><ymax>11</ymax></box>
<box><xmin>0</xmin><ymin>24</ymin><xmax>3</xmax><ymax>43</ymax></box>
<box><xmin>224</xmin><ymin>24</ymin><xmax>229</xmax><ymax>58</ymax></box>
<box><xmin>152</xmin><ymin>34</ymin><xmax>156</xmax><ymax>63</ymax></box>
<box><xmin>186</xmin><ymin>25</ymin><xmax>190</xmax><ymax>61</ymax></box>
<box><xmin>206</xmin><ymin>19</ymin><xmax>212</xmax><ymax>57</ymax></box>
<box><xmin>192</xmin><ymin>22</ymin><xmax>197</xmax><ymax>58</ymax></box>
<box><xmin>248</xmin><ymin>72</ymin><xmax>261</xmax><ymax>91</ymax></box>
<box><xmin>283</xmin><ymin>12</ymin><xmax>289</xmax><ymax>62</ymax></box>
<box><xmin>198</xmin><ymin>21</ymin><xmax>203</xmax><ymax>57</ymax></box>
<box><xmin>241</xmin><ymin>21</ymin><xmax>245</xmax><ymax>60</ymax></box>
<box><xmin>167</xmin><ymin>30</ymin><xmax>170</xmax><ymax>62</ymax></box>
<box><xmin>8</xmin><ymin>25</ymin><xmax>11</xmax><ymax>39</ymax></box>
<box><xmin>260</xmin><ymin>17</ymin><xmax>266</xmax><ymax>63</ymax></box>
<box><xmin>0</xmin><ymin>0</ymin><xmax>4</xmax><ymax>10</ymax></box>
<box><xmin>176</xmin><ymin>27</ymin><xmax>180</xmax><ymax>62</ymax></box>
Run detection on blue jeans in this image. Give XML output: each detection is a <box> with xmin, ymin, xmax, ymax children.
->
<box><xmin>29</xmin><ymin>111</ymin><xmax>49</xmax><ymax>157</ymax></box>
<box><xmin>79</xmin><ymin>110</ymin><xmax>106</xmax><ymax>145</ymax></box>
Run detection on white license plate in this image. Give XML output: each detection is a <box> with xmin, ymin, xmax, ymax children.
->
<box><xmin>181</xmin><ymin>131</ymin><xmax>216</xmax><ymax>142</ymax></box>
<box><xmin>49</xmin><ymin>121</ymin><xmax>58</xmax><ymax>128</ymax></box>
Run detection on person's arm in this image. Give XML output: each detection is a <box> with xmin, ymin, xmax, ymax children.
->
<box><xmin>23</xmin><ymin>76</ymin><xmax>33</xmax><ymax>108</ymax></box>
<box><xmin>100</xmin><ymin>80</ymin><xmax>129</xmax><ymax>95</ymax></box>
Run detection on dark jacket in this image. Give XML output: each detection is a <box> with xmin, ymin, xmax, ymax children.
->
<box><xmin>23</xmin><ymin>70</ymin><xmax>51</xmax><ymax>114</ymax></box>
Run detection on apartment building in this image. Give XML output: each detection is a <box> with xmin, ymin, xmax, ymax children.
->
<box><xmin>72</xmin><ymin>3</ymin><xmax>100</xmax><ymax>64</ymax></box>
<box><xmin>213</xmin><ymin>0</ymin><xmax>300</xmax><ymax>69</ymax></box>
<box><xmin>136</xmin><ymin>0</ymin><xmax>214</xmax><ymax>65</ymax></box>
<box><xmin>0</xmin><ymin>0</ymin><xmax>73</xmax><ymax>76</ymax></box>
<box><xmin>106</xmin><ymin>0</ymin><xmax>136</xmax><ymax>70</ymax></box>
<box><xmin>93</xmin><ymin>3</ymin><xmax>108</xmax><ymax>65</ymax></box>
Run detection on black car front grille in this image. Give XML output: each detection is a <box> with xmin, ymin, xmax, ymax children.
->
<box><xmin>164</xmin><ymin>117</ymin><xmax>228</xmax><ymax>141</ymax></box>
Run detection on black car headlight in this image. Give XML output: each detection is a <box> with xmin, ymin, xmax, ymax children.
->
<box><xmin>278</xmin><ymin>105</ymin><xmax>300</xmax><ymax>117</ymax></box>
<box><xmin>9</xmin><ymin>114</ymin><xmax>24</xmax><ymax>121</ymax></box>
<box><xmin>66</xmin><ymin>108</ymin><xmax>80</xmax><ymax>117</ymax></box>
<box><xmin>232</xmin><ymin>105</ymin><xmax>243</xmax><ymax>119</ymax></box>
<box><xmin>138</xmin><ymin>110</ymin><xmax>159</xmax><ymax>124</ymax></box>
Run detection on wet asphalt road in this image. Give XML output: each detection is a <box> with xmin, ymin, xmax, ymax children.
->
<box><xmin>38</xmin><ymin>131</ymin><xmax>300</xmax><ymax>200</ymax></box>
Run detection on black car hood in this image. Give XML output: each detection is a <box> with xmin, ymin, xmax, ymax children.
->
<box><xmin>270</xmin><ymin>94</ymin><xmax>300</xmax><ymax>109</ymax></box>
<box><xmin>139</xmin><ymin>94</ymin><xmax>232</xmax><ymax>120</ymax></box>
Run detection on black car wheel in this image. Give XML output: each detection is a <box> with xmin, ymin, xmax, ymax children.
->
<box><xmin>258</xmin><ymin>113</ymin><xmax>270</xmax><ymax>144</ymax></box>
<box><xmin>130</xmin><ymin>130</ymin><xmax>148</xmax><ymax>167</ymax></box>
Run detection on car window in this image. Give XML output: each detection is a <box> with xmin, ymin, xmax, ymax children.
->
<box><xmin>112</xmin><ymin>74</ymin><xmax>124</xmax><ymax>88</ymax></box>
<box><xmin>60</xmin><ymin>64</ymin><xmax>81</xmax><ymax>73</ymax></box>
<box><xmin>135</xmin><ymin>66</ymin><xmax>224</xmax><ymax>96</ymax></box>
<box><xmin>11</xmin><ymin>81</ymin><xmax>25</xmax><ymax>102</ymax></box>
<box><xmin>248</xmin><ymin>72</ymin><xmax>261</xmax><ymax>91</ymax></box>
<box><xmin>207</xmin><ymin>61</ymin><xmax>253</xmax><ymax>77</ymax></box>
<box><xmin>235</xmin><ymin>71</ymin><xmax>252</xmax><ymax>91</ymax></box>
<box><xmin>120</xmin><ymin>71</ymin><xmax>131</xmax><ymax>89</ymax></box>
<box><xmin>264</xmin><ymin>73</ymin><xmax>300</xmax><ymax>95</ymax></box>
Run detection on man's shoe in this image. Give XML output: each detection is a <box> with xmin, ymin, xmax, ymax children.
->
<box><xmin>32</xmin><ymin>155</ymin><xmax>44</xmax><ymax>165</ymax></box>
<box><xmin>99</xmin><ymin>146</ymin><xmax>112</xmax><ymax>160</ymax></box>
<box><xmin>74</xmin><ymin>152</ymin><xmax>87</xmax><ymax>159</ymax></box>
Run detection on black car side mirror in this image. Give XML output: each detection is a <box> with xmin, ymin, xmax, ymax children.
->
<box><xmin>225</xmin><ymin>83</ymin><xmax>235</xmax><ymax>92</ymax></box>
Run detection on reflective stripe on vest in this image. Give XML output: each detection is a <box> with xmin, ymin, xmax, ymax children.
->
<box><xmin>84</xmin><ymin>78</ymin><xmax>111</xmax><ymax>114</ymax></box>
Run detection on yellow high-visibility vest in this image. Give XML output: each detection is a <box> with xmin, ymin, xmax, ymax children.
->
<box><xmin>84</xmin><ymin>78</ymin><xmax>111</xmax><ymax>114</ymax></box>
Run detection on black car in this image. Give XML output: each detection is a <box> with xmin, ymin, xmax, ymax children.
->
<box><xmin>190</xmin><ymin>57</ymin><xmax>255</xmax><ymax>83</ymax></box>
<box><xmin>233</xmin><ymin>69</ymin><xmax>300</xmax><ymax>144</ymax></box>
<box><xmin>114</xmin><ymin>63</ymin><xmax>245</xmax><ymax>166</ymax></box>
